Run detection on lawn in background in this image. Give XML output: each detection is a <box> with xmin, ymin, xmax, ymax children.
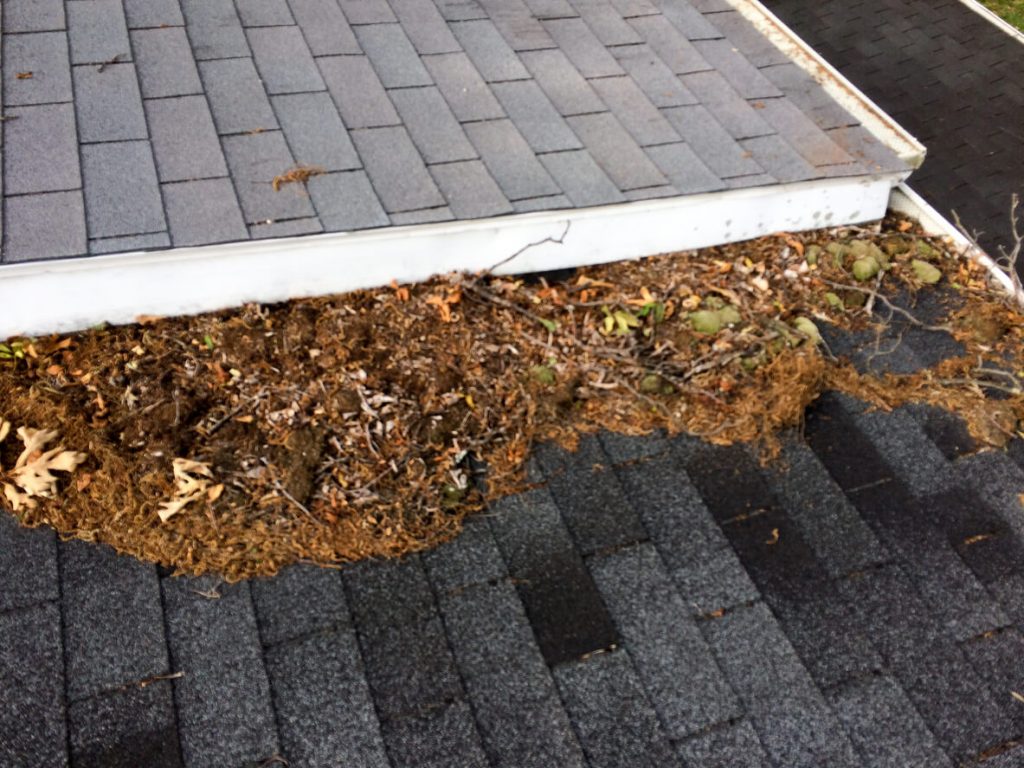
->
<box><xmin>979</xmin><ymin>0</ymin><xmax>1024</xmax><ymax>29</ymax></box>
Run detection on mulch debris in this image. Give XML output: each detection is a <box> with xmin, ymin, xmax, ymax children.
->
<box><xmin>1</xmin><ymin>215</ymin><xmax>1022</xmax><ymax>581</ymax></box>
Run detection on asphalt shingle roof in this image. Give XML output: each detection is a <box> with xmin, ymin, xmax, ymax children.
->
<box><xmin>0</xmin><ymin>0</ymin><xmax>906</xmax><ymax>264</ymax></box>
<box><xmin>762</xmin><ymin>0</ymin><xmax>1024</xmax><ymax>261</ymax></box>
<box><xmin>5</xmin><ymin>309</ymin><xmax>1024</xmax><ymax>766</ymax></box>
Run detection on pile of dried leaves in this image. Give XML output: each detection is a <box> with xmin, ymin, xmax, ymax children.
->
<box><xmin>1</xmin><ymin>215</ymin><xmax>1022</xmax><ymax>580</ymax></box>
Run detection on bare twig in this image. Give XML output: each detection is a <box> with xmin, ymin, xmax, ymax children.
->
<box><xmin>821</xmin><ymin>279</ymin><xmax>951</xmax><ymax>332</ymax></box>
<box><xmin>480</xmin><ymin>221</ymin><xmax>571</xmax><ymax>277</ymax></box>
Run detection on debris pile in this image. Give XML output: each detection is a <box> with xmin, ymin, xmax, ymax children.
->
<box><xmin>0</xmin><ymin>216</ymin><xmax>1021</xmax><ymax>580</ymax></box>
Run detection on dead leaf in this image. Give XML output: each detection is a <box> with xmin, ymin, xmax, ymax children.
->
<box><xmin>0</xmin><ymin>423</ymin><xmax>87</xmax><ymax>511</ymax></box>
<box><xmin>272</xmin><ymin>164</ymin><xmax>325</xmax><ymax>191</ymax></box>
<box><xmin>765</xmin><ymin>528</ymin><xmax>780</xmax><ymax>545</ymax></box>
<box><xmin>16</xmin><ymin>72</ymin><xmax>33</xmax><ymax>79</ymax></box>
<box><xmin>1013</xmin><ymin>691</ymin><xmax>1024</xmax><ymax>704</ymax></box>
<box><xmin>158</xmin><ymin>458</ymin><xmax>215</xmax><ymax>522</ymax></box>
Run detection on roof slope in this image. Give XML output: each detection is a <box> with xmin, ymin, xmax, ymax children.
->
<box><xmin>0</xmin><ymin>0</ymin><xmax>906</xmax><ymax>264</ymax></box>
<box><xmin>4</xmin><ymin>313</ymin><xmax>1024</xmax><ymax>767</ymax></box>
<box><xmin>764</xmin><ymin>0</ymin><xmax>1024</xmax><ymax>259</ymax></box>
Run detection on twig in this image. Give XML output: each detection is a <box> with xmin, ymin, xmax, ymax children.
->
<box><xmin>821</xmin><ymin>279</ymin><xmax>951</xmax><ymax>332</ymax></box>
<box><xmin>480</xmin><ymin>221</ymin><xmax>571</xmax><ymax>277</ymax></box>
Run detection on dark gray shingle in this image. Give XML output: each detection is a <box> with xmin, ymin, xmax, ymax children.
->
<box><xmin>251</xmin><ymin>563</ymin><xmax>350</xmax><ymax>646</ymax></box>
<box><xmin>662</xmin><ymin>105</ymin><xmax>764</xmax><ymax>178</ymax></box>
<box><xmin>265</xmin><ymin>631</ymin><xmax>390</xmax><ymax>767</ymax></box>
<box><xmin>162</xmin><ymin>576</ymin><xmax>280</xmax><ymax>768</ymax></box>
<box><xmin>0</xmin><ymin>603</ymin><xmax>68</xmax><ymax>767</ymax></box>
<box><xmin>675</xmin><ymin>719</ymin><xmax>771</xmax><ymax>768</ymax></box>
<box><xmin>380</xmin><ymin>700</ymin><xmax>490</xmax><ymax>768</ymax></box>
<box><xmin>553</xmin><ymin>650</ymin><xmax>680</xmax><ymax>768</ymax></box>
<box><xmin>644</xmin><ymin>142</ymin><xmax>724</xmax><ymax>193</ymax></box>
<box><xmin>589</xmin><ymin>75</ymin><xmax>680</xmax><ymax>145</ymax></box>
<box><xmin>543</xmin><ymin>17</ymin><xmax>624</xmax><ymax>77</ymax></box>
<box><xmin>610</xmin><ymin>43</ymin><xmax>699</xmax><ymax>107</ymax></box>
<box><xmin>589</xmin><ymin>543</ymin><xmax>741</xmax><ymax>737</ymax></box>
<box><xmin>440</xmin><ymin>579</ymin><xmax>586</xmax><ymax>768</ymax></box>
<box><xmin>59</xmin><ymin>540</ymin><xmax>169</xmax><ymax>702</ymax></box>
<box><xmin>492</xmin><ymin>80</ymin><xmax>584</xmax><ymax>153</ymax></box>
<box><xmin>0</xmin><ymin>514</ymin><xmax>59</xmax><ymax>610</ymax></box>
<box><xmin>67</xmin><ymin>682</ymin><xmax>182</xmax><ymax>768</ymax></box>
<box><xmin>519</xmin><ymin>48</ymin><xmax>605</xmax><ymax>116</ymax></box>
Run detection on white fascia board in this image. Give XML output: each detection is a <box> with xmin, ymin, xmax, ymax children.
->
<box><xmin>0</xmin><ymin>173</ymin><xmax>904</xmax><ymax>339</ymax></box>
<box><xmin>730</xmin><ymin>0</ymin><xmax>927</xmax><ymax>169</ymax></box>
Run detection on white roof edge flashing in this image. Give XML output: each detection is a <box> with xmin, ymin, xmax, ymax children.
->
<box><xmin>1</xmin><ymin>172</ymin><xmax>906</xmax><ymax>338</ymax></box>
<box><xmin>731</xmin><ymin>0</ymin><xmax>927</xmax><ymax>168</ymax></box>
<box><xmin>956</xmin><ymin>0</ymin><xmax>1024</xmax><ymax>44</ymax></box>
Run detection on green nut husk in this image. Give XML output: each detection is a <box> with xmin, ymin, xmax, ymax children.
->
<box><xmin>805</xmin><ymin>244</ymin><xmax>821</xmax><ymax>265</ymax></box>
<box><xmin>792</xmin><ymin>317</ymin><xmax>822</xmax><ymax>344</ymax></box>
<box><xmin>852</xmin><ymin>255</ymin><xmax>880</xmax><ymax>281</ymax></box>
<box><xmin>690</xmin><ymin>310</ymin><xmax>722</xmax><ymax>335</ymax></box>
<box><xmin>717</xmin><ymin>305</ymin><xmax>742</xmax><ymax>327</ymax></box>
<box><xmin>911</xmin><ymin>259</ymin><xmax>942</xmax><ymax>284</ymax></box>
<box><xmin>824</xmin><ymin>292</ymin><xmax>844</xmax><ymax>309</ymax></box>
<box><xmin>530</xmin><ymin>365</ymin><xmax>556</xmax><ymax>385</ymax></box>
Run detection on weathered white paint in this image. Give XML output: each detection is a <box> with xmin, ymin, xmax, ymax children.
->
<box><xmin>730</xmin><ymin>0</ymin><xmax>927</xmax><ymax>168</ymax></box>
<box><xmin>0</xmin><ymin>173</ymin><xmax>904</xmax><ymax>338</ymax></box>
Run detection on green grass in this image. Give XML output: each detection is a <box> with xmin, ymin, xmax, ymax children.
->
<box><xmin>978</xmin><ymin>0</ymin><xmax>1024</xmax><ymax>30</ymax></box>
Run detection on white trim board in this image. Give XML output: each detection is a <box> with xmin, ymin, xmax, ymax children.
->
<box><xmin>0</xmin><ymin>173</ymin><xmax>904</xmax><ymax>338</ymax></box>
<box><xmin>731</xmin><ymin>0</ymin><xmax>927</xmax><ymax>169</ymax></box>
<box><xmin>956</xmin><ymin>0</ymin><xmax>1024</xmax><ymax>44</ymax></box>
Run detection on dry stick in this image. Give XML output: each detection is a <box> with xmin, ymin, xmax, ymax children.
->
<box><xmin>952</xmin><ymin>195</ymin><xmax>1024</xmax><ymax>305</ymax></box>
<box><xmin>478</xmin><ymin>221</ymin><xmax>572</xmax><ymax>278</ymax></box>
<box><xmin>821</xmin><ymin>279</ymin><xmax>952</xmax><ymax>332</ymax></box>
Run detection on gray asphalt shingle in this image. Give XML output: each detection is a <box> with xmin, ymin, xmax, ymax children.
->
<box><xmin>0</xmin><ymin>603</ymin><xmax>68</xmax><ymax>767</ymax></box>
<box><xmin>179</xmin><ymin>0</ymin><xmax>250</xmax><ymax>60</ymax></box>
<box><xmin>163</xmin><ymin>178</ymin><xmax>249</xmax><ymax>246</ymax></box>
<box><xmin>389</xmin><ymin>0</ymin><xmax>463</xmax><ymax>54</ymax></box>
<box><xmin>553</xmin><ymin>650</ymin><xmax>680</xmax><ymax>768</ymax></box>
<box><xmin>423</xmin><ymin>51</ymin><xmax>506</xmax><ymax>121</ymax></box>
<box><xmin>440</xmin><ymin>579</ymin><xmax>587</xmax><ymax>768</ymax></box>
<box><xmin>123</xmin><ymin>0</ymin><xmax>184</xmax><ymax>29</ymax></box>
<box><xmin>380</xmin><ymin>700</ymin><xmax>490</xmax><ymax>768</ymax></box>
<box><xmin>67</xmin><ymin>682</ymin><xmax>182</xmax><ymax>768</ymax></box>
<box><xmin>3</xmin><ymin>190</ymin><xmax>88</xmax><ymax>262</ymax></box>
<box><xmin>3</xmin><ymin>31</ymin><xmax>73</xmax><ymax>106</ymax></box>
<box><xmin>145</xmin><ymin>95</ymin><xmax>228</xmax><ymax>182</ymax></box>
<box><xmin>271</xmin><ymin>91</ymin><xmax>361</xmax><ymax>172</ymax></box>
<box><xmin>247</xmin><ymin>25</ymin><xmax>325</xmax><ymax>94</ymax></box>
<box><xmin>59</xmin><ymin>541</ymin><xmax>169</xmax><ymax>702</ymax></box>
<box><xmin>0</xmin><ymin>513</ymin><xmax>58</xmax><ymax>610</ymax></box>
<box><xmin>465</xmin><ymin>119</ymin><xmax>561</xmax><ymax>200</ymax></box>
<box><xmin>543</xmin><ymin>17</ymin><xmax>624</xmax><ymax>77</ymax></box>
<box><xmin>519</xmin><ymin>48</ymin><xmax>606</xmax><ymax>116</ymax></box>
<box><xmin>540</xmin><ymin>149</ymin><xmax>625</xmax><ymax>205</ymax></box>
<box><xmin>66</xmin><ymin>0</ymin><xmax>131</xmax><ymax>65</ymax></box>
<box><xmin>265</xmin><ymin>631</ymin><xmax>390</xmax><ymax>768</ymax></box>
<box><xmin>355</xmin><ymin>24</ymin><xmax>433</xmax><ymax>88</ymax></box>
<box><xmin>221</xmin><ymin>130</ymin><xmax>315</xmax><ymax>223</ymax></box>
<box><xmin>287</xmin><ymin>0</ymin><xmax>361</xmax><ymax>55</ymax></box>
<box><xmin>589</xmin><ymin>543</ymin><xmax>741</xmax><ymax>737</ymax></box>
<box><xmin>307</xmin><ymin>170</ymin><xmax>390</xmax><ymax>231</ymax></box>
<box><xmin>4</xmin><ymin>103</ymin><xmax>81</xmax><ymax>195</ymax></box>
<box><xmin>81</xmin><ymin>140</ymin><xmax>166</xmax><ymax>238</ymax></box>
<box><xmin>610</xmin><ymin>43</ymin><xmax>699</xmax><ymax>106</ymax></box>
<box><xmin>429</xmin><ymin>160</ymin><xmax>515</xmax><ymax>219</ymax></box>
<box><xmin>589</xmin><ymin>75</ymin><xmax>680</xmax><ymax>145</ymax></box>
<box><xmin>390</xmin><ymin>87</ymin><xmax>479</xmax><ymax>164</ymax></box>
<box><xmin>319</xmin><ymin>55</ymin><xmax>401</xmax><ymax>129</ymax></box>
<box><xmin>132</xmin><ymin>27</ymin><xmax>203</xmax><ymax>98</ymax></box>
<box><xmin>5</xmin><ymin>0</ymin><xmax>66</xmax><ymax>33</ymax></box>
<box><xmin>451</xmin><ymin>19</ymin><xmax>531</xmax><ymax>82</ymax></box>
<box><xmin>89</xmin><ymin>231</ymin><xmax>171</xmax><ymax>255</ymax></box>
<box><xmin>73</xmin><ymin>64</ymin><xmax>147</xmax><ymax>143</ymax></box>
<box><xmin>235</xmin><ymin>0</ymin><xmax>295</xmax><ymax>26</ymax></box>
<box><xmin>644</xmin><ymin>142</ymin><xmax>724</xmax><ymax>193</ymax></box>
<box><xmin>199</xmin><ymin>57</ymin><xmax>280</xmax><ymax>134</ymax></box>
<box><xmin>162</xmin><ymin>576</ymin><xmax>280</xmax><ymax>768</ymax></box>
<box><xmin>351</xmin><ymin>126</ymin><xmax>447</xmax><ymax>213</ymax></box>
<box><xmin>566</xmin><ymin>112</ymin><xmax>668</xmax><ymax>189</ymax></box>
